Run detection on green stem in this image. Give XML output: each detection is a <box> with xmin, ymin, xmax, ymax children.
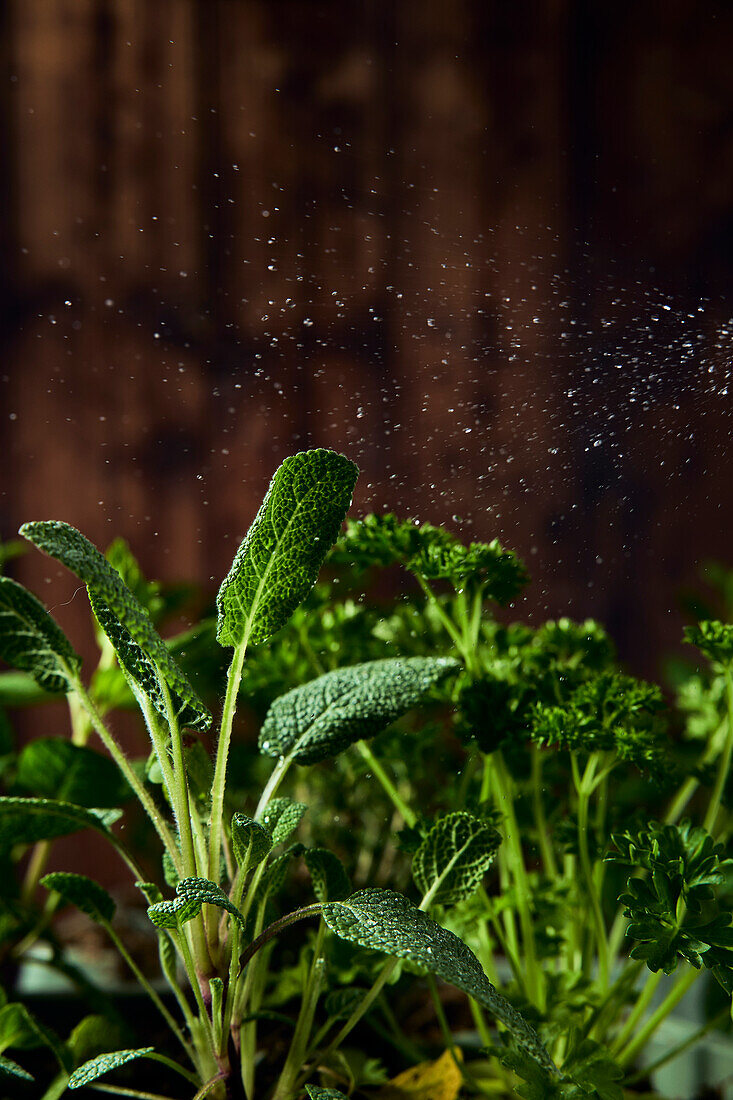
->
<box><xmin>209</xmin><ymin>642</ymin><xmax>247</xmax><ymax>892</ymax></box>
<box><xmin>192</xmin><ymin>1075</ymin><xmax>227</xmax><ymax>1100</ymax></box>
<box><xmin>86</xmin><ymin>1087</ymin><xmax>176</xmax><ymax>1100</ymax></box>
<box><xmin>72</xmin><ymin>677</ymin><xmax>180</xmax><ymax>870</ymax></box>
<box><xmin>104</xmin><ymin>922</ymin><xmax>195</xmax><ymax>1065</ymax></box>
<box><xmin>624</xmin><ymin>1004</ymin><xmax>730</xmax><ymax>1085</ymax></box>
<box><xmin>237</xmin><ymin>905</ymin><xmax>323</xmax><ymax>975</ymax></box>
<box><xmin>272</xmin><ymin>923</ymin><xmax>326</xmax><ymax>1100</ymax></box>
<box><xmin>254</xmin><ymin>751</ymin><xmax>294</xmax><ymax>821</ymax></box>
<box><xmin>610</xmin><ymin>969</ymin><xmax>663</xmax><ymax>1056</ymax></box>
<box><xmin>704</xmin><ymin>667</ymin><xmax>733</xmax><ymax>834</ymax></box>
<box><xmin>573</xmin><ymin>754</ymin><xmax>610</xmax><ymax>988</ymax></box>
<box><xmin>355</xmin><ymin>740</ymin><xmax>417</xmax><ymax>827</ymax></box>
<box><xmin>530</xmin><ymin>746</ymin><xmax>557</xmax><ymax>879</ymax></box>
<box><xmin>414</xmin><ymin>573</ymin><xmax>467</xmax><ymax>657</ymax></box>
<box><xmin>493</xmin><ymin>750</ymin><xmax>544</xmax><ymax>1009</ymax></box>
<box><xmin>616</xmin><ymin>966</ymin><xmax>699</xmax><ymax>1069</ymax></box>
<box><xmin>156</xmin><ymin>668</ymin><xmax>198</xmax><ymax>879</ymax></box>
<box><xmin>177</xmin><ymin>928</ymin><xmax>216</xmax><ymax>1060</ymax></box>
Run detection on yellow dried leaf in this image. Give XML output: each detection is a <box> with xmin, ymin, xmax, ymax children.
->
<box><xmin>375</xmin><ymin>1049</ymin><xmax>462</xmax><ymax>1100</ymax></box>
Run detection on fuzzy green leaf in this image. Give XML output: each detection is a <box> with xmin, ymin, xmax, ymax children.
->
<box><xmin>0</xmin><ymin>576</ymin><xmax>81</xmax><ymax>693</ymax></box>
<box><xmin>304</xmin><ymin>847</ymin><xmax>351</xmax><ymax>902</ymax></box>
<box><xmin>258</xmin><ymin>797</ymin><xmax>307</xmax><ymax>844</ymax></box>
<box><xmin>19</xmin><ymin>521</ymin><xmax>210</xmax><ymax>732</ymax></box>
<box><xmin>413</xmin><ymin>811</ymin><xmax>501</xmax><ymax>907</ymax></box>
<box><xmin>259</xmin><ymin>656</ymin><xmax>459</xmax><ymax>764</ymax></box>
<box><xmin>41</xmin><ymin>872</ymin><xmax>115</xmax><ymax>925</ymax></box>
<box><xmin>231</xmin><ymin>813</ymin><xmax>273</xmax><ymax>872</ymax></box>
<box><xmin>147</xmin><ymin>877</ymin><xmax>244</xmax><ymax>931</ymax></box>
<box><xmin>305</xmin><ymin>1088</ymin><xmax>349</xmax><ymax>1100</ymax></box>
<box><xmin>16</xmin><ymin>738</ymin><xmax>130</xmax><ymax>807</ymax></box>
<box><xmin>0</xmin><ymin>797</ymin><xmax>121</xmax><ymax>849</ymax></box>
<box><xmin>216</xmin><ymin>449</ymin><xmax>358</xmax><ymax>648</ymax></box>
<box><xmin>0</xmin><ymin>1053</ymin><xmax>33</xmax><ymax>1080</ymax></box>
<box><xmin>68</xmin><ymin>1047</ymin><xmax>154</xmax><ymax>1088</ymax></box>
<box><xmin>322</xmin><ymin>888</ymin><xmax>555</xmax><ymax>1074</ymax></box>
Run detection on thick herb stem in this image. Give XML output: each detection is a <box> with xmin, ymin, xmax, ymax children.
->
<box><xmin>208</xmin><ymin>642</ymin><xmax>247</xmax><ymax>902</ymax></box>
<box><xmin>254</xmin><ymin>751</ymin><xmax>294</xmax><ymax>821</ymax></box>
<box><xmin>573</xmin><ymin>753</ymin><xmax>610</xmax><ymax>987</ymax></box>
<box><xmin>704</xmin><ymin>667</ymin><xmax>733</xmax><ymax>834</ymax></box>
<box><xmin>493</xmin><ymin>750</ymin><xmax>544</xmax><ymax>1009</ymax></box>
<box><xmin>237</xmin><ymin>905</ymin><xmax>323</xmax><ymax>974</ymax></box>
<box><xmin>157</xmin><ymin>669</ymin><xmax>199</xmax><ymax>879</ymax></box>
<box><xmin>72</xmin><ymin>678</ymin><xmax>180</xmax><ymax>868</ymax></box>
<box><xmin>272</xmin><ymin>922</ymin><xmax>326</xmax><ymax>1100</ymax></box>
<box><xmin>104</xmin><ymin>921</ymin><xmax>195</xmax><ymax>1064</ymax></box>
<box><xmin>356</xmin><ymin>740</ymin><xmax>417</xmax><ymax>828</ymax></box>
<box><xmin>616</xmin><ymin>966</ymin><xmax>699</xmax><ymax>1069</ymax></box>
<box><xmin>530</xmin><ymin>746</ymin><xmax>557</xmax><ymax>879</ymax></box>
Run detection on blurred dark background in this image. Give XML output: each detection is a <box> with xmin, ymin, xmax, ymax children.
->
<box><xmin>1</xmin><ymin>0</ymin><xmax>732</xmax><ymax>678</ymax></box>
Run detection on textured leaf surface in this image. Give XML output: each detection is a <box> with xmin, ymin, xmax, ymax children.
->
<box><xmin>259</xmin><ymin>656</ymin><xmax>459</xmax><ymax>764</ymax></box>
<box><xmin>258</xmin><ymin>796</ymin><xmax>307</xmax><ymax>844</ymax></box>
<box><xmin>0</xmin><ymin>576</ymin><xmax>80</xmax><ymax>693</ymax></box>
<box><xmin>413</xmin><ymin>812</ymin><xmax>500</xmax><ymax>906</ymax></box>
<box><xmin>0</xmin><ymin>1053</ymin><xmax>33</xmax><ymax>1080</ymax></box>
<box><xmin>231</xmin><ymin>813</ymin><xmax>272</xmax><ymax>872</ymax></box>
<box><xmin>68</xmin><ymin>1047</ymin><xmax>154</xmax><ymax>1088</ymax></box>
<box><xmin>305</xmin><ymin>847</ymin><xmax>351</xmax><ymax>902</ymax></box>
<box><xmin>17</xmin><ymin>738</ymin><xmax>129</xmax><ymax>807</ymax></box>
<box><xmin>41</xmin><ymin>872</ymin><xmax>115</xmax><ymax>924</ymax></box>
<box><xmin>305</xmin><ymin>1088</ymin><xmax>349</xmax><ymax>1100</ymax></box>
<box><xmin>217</xmin><ymin>449</ymin><xmax>358</xmax><ymax>648</ymax></box>
<box><xmin>322</xmin><ymin>889</ymin><xmax>555</xmax><ymax>1073</ymax></box>
<box><xmin>684</xmin><ymin>620</ymin><xmax>733</xmax><ymax>665</ymax></box>
<box><xmin>147</xmin><ymin>877</ymin><xmax>244</xmax><ymax>930</ymax></box>
<box><xmin>20</xmin><ymin>521</ymin><xmax>210</xmax><ymax>732</ymax></box>
<box><xmin>0</xmin><ymin>797</ymin><xmax>121</xmax><ymax>849</ymax></box>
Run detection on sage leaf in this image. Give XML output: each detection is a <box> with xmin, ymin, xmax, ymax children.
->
<box><xmin>216</xmin><ymin>449</ymin><xmax>358</xmax><ymax>648</ymax></box>
<box><xmin>0</xmin><ymin>576</ymin><xmax>80</xmax><ymax>693</ymax></box>
<box><xmin>19</xmin><ymin>521</ymin><xmax>210</xmax><ymax>732</ymax></box>
<box><xmin>259</xmin><ymin>656</ymin><xmax>459</xmax><ymax>764</ymax></box>
<box><xmin>0</xmin><ymin>797</ymin><xmax>121</xmax><ymax>848</ymax></box>
<box><xmin>68</xmin><ymin>1047</ymin><xmax>154</xmax><ymax>1088</ymax></box>
<box><xmin>0</xmin><ymin>1053</ymin><xmax>33</xmax><ymax>1080</ymax></box>
<box><xmin>258</xmin><ymin>796</ymin><xmax>307</xmax><ymax>844</ymax></box>
<box><xmin>322</xmin><ymin>888</ymin><xmax>555</xmax><ymax>1074</ymax></box>
<box><xmin>304</xmin><ymin>847</ymin><xmax>351</xmax><ymax>902</ymax></box>
<box><xmin>306</xmin><ymin>1088</ymin><xmax>349</xmax><ymax>1100</ymax></box>
<box><xmin>413</xmin><ymin>811</ymin><xmax>501</xmax><ymax>907</ymax></box>
<box><xmin>231</xmin><ymin>813</ymin><xmax>272</xmax><ymax>872</ymax></box>
<box><xmin>41</xmin><ymin>872</ymin><xmax>115</xmax><ymax>925</ymax></box>
<box><xmin>17</xmin><ymin>738</ymin><xmax>130</xmax><ymax>808</ymax></box>
<box><xmin>147</xmin><ymin>877</ymin><xmax>244</xmax><ymax>931</ymax></box>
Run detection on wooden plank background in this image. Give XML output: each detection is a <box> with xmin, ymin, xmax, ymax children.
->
<box><xmin>1</xmin><ymin>0</ymin><xmax>732</xmax><ymax>682</ymax></box>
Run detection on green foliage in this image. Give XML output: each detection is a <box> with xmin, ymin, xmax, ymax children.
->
<box><xmin>258</xmin><ymin>656</ymin><xmax>458</xmax><ymax>764</ymax></box>
<box><xmin>258</xmin><ymin>796</ymin><xmax>307</xmax><ymax>844</ymax></box>
<box><xmin>0</xmin><ymin>576</ymin><xmax>81</xmax><ymax>692</ymax></box>
<box><xmin>531</xmin><ymin>672</ymin><xmax>667</xmax><ymax>771</ymax></box>
<box><xmin>68</xmin><ymin>1047</ymin><xmax>154</xmax><ymax>1088</ymax></box>
<box><xmin>0</xmin><ymin>796</ymin><xmax>121</xmax><ymax>847</ymax></box>
<box><xmin>0</xmin><ymin>1001</ymin><xmax>71</xmax><ymax>1071</ymax></box>
<box><xmin>16</xmin><ymin>738</ymin><xmax>130</xmax><ymax>807</ymax></box>
<box><xmin>304</xmin><ymin>847</ymin><xmax>351</xmax><ymax>902</ymax></box>
<box><xmin>322</xmin><ymin>888</ymin><xmax>555</xmax><ymax>1072</ymax></box>
<box><xmin>0</xmin><ymin>1053</ymin><xmax>34</xmax><ymax>1080</ymax></box>
<box><xmin>231</xmin><ymin>813</ymin><xmax>273</xmax><ymax>872</ymax></box>
<box><xmin>41</xmin><ymin>872</ymin><xmax>115</xmax><ymax>925</ymax></box>
<box><xmin>147</xmin><ymin>877</ymin><xmax>245</xmax><ymax>931</ymax></box>
<box><xmin>305</xmin><ymin>1087</ymin><xmax>349</xmax><ymax>1100</ymax></box>
<box><xmin>608</xmin><ymin>821</ymin><xmax>733</xmax><ymax>988</ymax></box>
<box><xmin>20</xmin><ymin>520</ymin><xmax>210</xmax><ymax>731</ymax></box>
<box><xmin>502</xmin><ymin>1035</ymin><xmax>624</xmax><ymax>1100</ymax></box>
<box><xmin>412</xmin><ymin>810</ymin><xmax>500</xmax><ymax>906</ymax></box>
<box><xmin>337</xmin><ymin>513</ymin><xmax>529</xmax><ymax>603</ymax></box>
<box><xmin>685</xmin><ymin>620</ymin><xmax>733</xmax><ymax>666</ymax></box>
<box><xmin>217</xmin><ymin>449</ymin><xmax>358</xmax><ymax>648</ymax></box>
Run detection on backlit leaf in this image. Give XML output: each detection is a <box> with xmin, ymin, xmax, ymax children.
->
<box><xmin>258</xmin><ymin>797</ymin><xmax>307</xmax><ymax>844</ymax></box>
<box><xmin>216</xmin><ymin>449</ymin><xmax>358</xmax><ymax>648</ymax></box>
<box><xmin>19</xmin><ymin>521</ymin><xmax>210</xmax><ymax>732</ymax></box>
<box><xmin>231</xmin><ymin>813</ymin><xmax>272</xmax><ymax>872</ymax></box>
<box><xmin>413</xmin><ymin>812</ymin><xmax>500</xmax><ymax>907</ymax></box>
<box><xmin>0</xmin><ymin>797</ymin><xmax>121</xmax><ymax>849</ymax></box>
<box><xmin>259</xmin><ymin>656</ymin><xmax>459</xmax><ymax>764</ymax></box>
<box><xmin>17</xmin><ymin>738</ymin><xmax>129</xmax><ymax>808</ymax></box>
<box><xmin>322</xmin><ymin>889</ymin><xmax>555</xmax><ymax>1073</ymax></box>
<box><xmin>0</xmin><ymin>576</ymin><xmax>80</xmax><ymax>693</ymax></box>
<box><xmin>41</xmin><ymin>872</ymin><xmax>115</xmax><ymax>925</ymax></box>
